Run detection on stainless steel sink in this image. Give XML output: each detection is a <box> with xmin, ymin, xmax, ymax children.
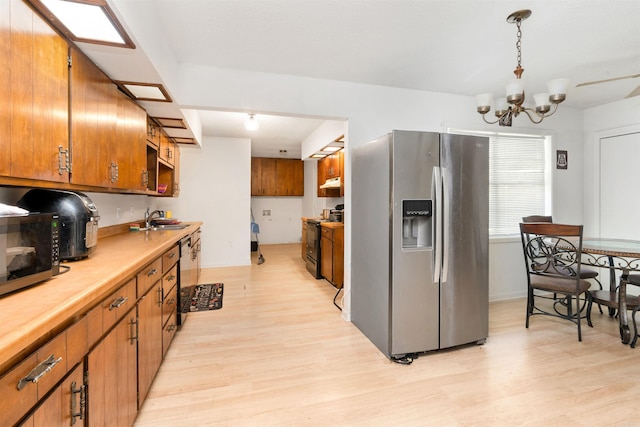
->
<box><xmin>148</xmin><ymin>224</ymin><xmax>188</xmax><ymax>231</ymax></box>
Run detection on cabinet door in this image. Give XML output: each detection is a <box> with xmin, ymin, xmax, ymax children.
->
<box><xmin>172</xmin><ymin>144</ymin><xmax>181</xmax><ymax>196</ymax></box>
<box><xmin>158</xmin><ymin>132</ymin><xmax>175</xmax><ymax>166</ymax></box>
<box><xmin>9</xmin><ymin>0</ymin><xmax>69</xmax><ymax>182</ymax></box>
<box><xmin>301</xmin><ymin>220</ymin><xmax>307</xmax><ymax>260</ymax></box>
<box><xmin>137</xmin><ymin>282</ymin><xmax>163</xmax><ymax>406</ymax></box>
<box><xmin>0</xmin><ymin>0</ymin><xmax>11</xmax><ymax>176</ymax></box>
<box><xmin>251</xmin><ymin>158</ymin><xmax>277</xmax><ymax>195</ymax></box>
<box><xmin>115</xmin><ymin>93</ymin><xmax>147</xmax><ymax>190</ymax></box>
<box><xmin>87</xmin><ymin>310</ymin><xmax>137</xmax><ymax>427</ymax></box>
<box><xmin>276</xmin><ymin>159</ymin><xmax>304</xmax><ymax>196</ymax></box>
<box><xmin>25</xmin><ymin>363</ymin><xmax>85</xmax><ymax>427</ymax></box>
<box><xmin>70</xmin><ymin>47</ymin><xmax>116</xmax><ymax>187</ymax></box>
<box><xmin>321</xmin><ymin>234</ymin><xmax>333</xmax><ymax>282</ymax></box>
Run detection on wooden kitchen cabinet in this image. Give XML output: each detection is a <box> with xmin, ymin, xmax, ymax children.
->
<box><xmin>70</xmin><ymin>48</ymin><xmax>147</xmax><ymax>190</ymax></box>
<box><xmin>21</xmin><ymin>363</ymin><xmax>86</xmax><ymax>427</ymax></box>
<box><xmin>158</xmin><ymin>131</ymin><xmax>176</xmax><ymax>167</ymax></box>
<box><xmin>301</xmin><ymin>220</ymin><xmax>308</xmax><ymax>261</ymax></box>
<box><xmin>137</xmin><ymin>281</ymin><xmax>163</xmax><ymax>406</ymax></box>
<box><xmin>87</xmin><ymin>308</ymin><xmax>138</xmax><ymax>427</ymax></box>
<box><xmin>5</xmin><ymin>0</ymin><xmax>69</xmax><ymax>183</ymax></box>
<box><xmin>317</xmin><ymin>150</ymin><xmax>344</xmax><ymax>197</ymax></box>
<box><xmin>251</xmin><ymin>157</ymin><xmax>304</xmax><ymax>196</ymax></box>
<box><xmin>251</xmin><ymin>157</ymin><xmax>278</xmax><ymax>195</ymax></box>
<box><xmin>320</xmin><ymin>224</ymin><xmax>344</xmax><ymax>288</ymax></box>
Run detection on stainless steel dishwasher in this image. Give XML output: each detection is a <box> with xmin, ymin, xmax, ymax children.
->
<box><xmin>177</xmin><ymin>235</ymin><xmax>191</xmax><ymax>327</ymax></box>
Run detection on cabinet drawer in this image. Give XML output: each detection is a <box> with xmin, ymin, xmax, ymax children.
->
<box><xmin>137</xmin><ymin>257</ymin><xmax>163</xmax><ymax>297</ymax></box>
<box><xmin>0</xmin><ymin>353</ymin><xmax>38</xmax><ymax>426</ymax></box>
<box><xmin>162</xmin><ymin>309</ymin><xmax>178</xmax><ymax>358</ymax></box>
<box><xmin>103</xmin><ymin>278</ymin><xmax>137</xmax><ymax>333</ymax></box>
<box><xmin>321</xmin><ymin>227</ymin><xmax>334</xmax><ymax>240</ymax></box>
<box><xmin>162</xmin><ymin>245</ymin><xmax>180</xmax><ymax>273</ymax></box>
<box><xmin>66</xmin><ymin>315</ymin><xmax>88</xmax><ymax>368</ymax></box>
<box><xmin>162</xmin><ymin>281</ymin><xmax>178</xmax><ymax>327</ymax></box>
<box><xmin>0</xmin><ymin>330</ymin><xmax>68</xmax><ymax>426</ymax></box>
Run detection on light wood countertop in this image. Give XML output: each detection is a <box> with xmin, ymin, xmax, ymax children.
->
<box><xmin>0</xmin><ymin>222</ymin><xmax>202</xmax><ymax>372</ymax></box>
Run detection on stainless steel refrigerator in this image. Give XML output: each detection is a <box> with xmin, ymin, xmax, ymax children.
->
<box><xmin>351</xmin><ymin>130</ymin><xmax>489</xmax><ymax>362</ymax></box>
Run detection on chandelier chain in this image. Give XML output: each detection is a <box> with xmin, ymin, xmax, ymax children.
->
<box><xmin>515</xmin><ymin>19</ymin><xmax>522</xmax><ymax>70</ymax></box>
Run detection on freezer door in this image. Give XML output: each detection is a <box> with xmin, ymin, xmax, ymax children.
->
<box><xmin>390</xmin><ymin>130</ymin><xmax>440</xmax><ymax>356</ymax></box>
<box><xmin>439</xmin><ymin>134</ymin><xmax>489</xmax><ymax>349</ymax></box>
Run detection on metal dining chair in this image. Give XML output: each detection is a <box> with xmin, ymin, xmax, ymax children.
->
<box><xmin>607</xmin><ymin>273</ymin><xmax>640</xmax><ymax>348</ymax></box>
<box><xmin>520</xmin><ymin>222</ymin><xmax>593</xmax><ymax>341</ymax></box>
<box><xmin>522</xmin><ymin>216</ymin><xmax>604</xmax><ymax>313</ymax></box>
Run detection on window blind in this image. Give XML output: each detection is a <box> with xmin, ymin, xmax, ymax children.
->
<box><xmin>489</xmin><ymin>134</ymin><xmax>548</xmax><ymax>236</ymax></box>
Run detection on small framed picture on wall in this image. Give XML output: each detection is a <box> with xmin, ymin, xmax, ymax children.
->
<box><xmin>556</xmin><ymin>150</ymin><xmax>568</xmax><ymax>170</ymax></box>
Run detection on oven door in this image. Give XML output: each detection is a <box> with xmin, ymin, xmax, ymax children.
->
<box><xmin>305</xmin><ymin>221</ymin><xmax>322</xmax><ymax>279</ymax></box>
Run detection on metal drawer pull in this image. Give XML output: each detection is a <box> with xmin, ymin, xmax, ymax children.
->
<box><xmin>167</xmin><ymin>274</ymin><xmax>176</xmax><ymax>282</ymax></box>
<box><xmin>147</xmin><ymin>268</ymin><xmax>158</xmax><ymax>277</ymax></box>
<box><xmin>166</xmin><ymin>297</ymin><xmax>176</xmax><ymax>306</ymax></box>
<box><xmin>109</xmin><ymin>296</ymin><xmax>128</xmax><ymax>311</ymax></box>
<box><xmin>17</xmin><ymin>354</ymin><xmax>63</xmax><ymax>390</ymax></box>
<box><xmin>70</xmin><ymin>380</ymin><xmax>86</xmax><ymax>425</ymax></box>
<box><xmin>167</xmin><ymin>324</ymin><xmax>176</xmax><ymax>332</ymax></box>
<box><xmin>168</xmin><ymin>252</ymin><xmax>177</xmax><ymax>259</ymax></box>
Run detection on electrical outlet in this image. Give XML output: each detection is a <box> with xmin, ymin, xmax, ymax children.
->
<box><xmin>116</xmin><ymin>208</ymin><xmax>121</xmax><ymax>219</ymax></box>
<box><xmin>262</xmin><ymin>210</ymin><xmax>271</xmax><ymax>216</ymax></box>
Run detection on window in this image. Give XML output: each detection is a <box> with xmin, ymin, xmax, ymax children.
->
<box><xmin>489</xmin><ymin>134</ymin><xmax>551</xmax><ymax>236</ymax></box>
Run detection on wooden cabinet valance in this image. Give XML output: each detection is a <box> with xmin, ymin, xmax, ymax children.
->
<box><xmin>251</xmin><ymin>157</ymin><xmax>304</xmax><ymax>196</ymax></box>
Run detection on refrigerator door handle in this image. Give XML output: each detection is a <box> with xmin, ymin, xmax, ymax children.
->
<box><xmin>432</xmin><ymin>166</ymin><xmax>442</xmax><ymax>283</ymax></box>
<box><xmin>441</xmin><ymin>168</ymin><xmax>450</xmax><ymax>283</ymax></box>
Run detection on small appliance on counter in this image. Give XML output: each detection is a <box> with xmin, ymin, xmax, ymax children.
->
<box><xmin>18</xmin><ymin>189</ymin><xmax>100</xmax><ymax>260</ymax></box>
<box><xmin>0</xmin><ymin>212</ymin><xmax>60</xmax><ymax>297</ymax></box>
<box><xmin>329</xmin><ymin>204</ymin><xmax>344</xmax><ymax>222</ymax></box>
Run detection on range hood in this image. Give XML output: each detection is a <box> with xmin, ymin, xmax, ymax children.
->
<box><xmin>320</xmin><ymin>177</ymin><xmax>341</xmax><ymax>189</ymax></box>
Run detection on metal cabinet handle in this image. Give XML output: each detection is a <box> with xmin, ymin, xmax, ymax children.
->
<box><xmin>129</xmin><ymin>317</ymin><xmax>138</xmax><ymax>345</ymax></box>
<box><xmin>166</xmin><ymin>297</ymin><xmax>176</xmax><ymax>306</ymax></box>
<box><xmin>109</xmin><ymin>296</ymin><xmax>128</xmax><ymax>311</ymax></box>
<box><xmin>17</xmin><ymin>354</ymin><xmax>63</xmax><ymax>390</ymax></box>
<box><xmin>168</xmin><ymin>252</ymin><xmax>177</xmax><ymax>259</ymax></box>
<box><xmin>157</xmin><ymin>286</ymin><xmax>163</xmax><ymax>306</ymax></box>
<box><xmin>147</xmin><ymin>268</ymin><xmax>158</xmax><ymax>277</ymax></box>
<box><xmin>167</xmin><ymin>323</ymin><xmax>176</xmax><ymax>332</ymax></box>
<box><xmin>166</xmin><ymin>274</ymin><xmax>176</xmax><ymax>282</ymax></box>
<box><xmin>70</xmin><ymin>380</ymin><xmax>86</xmax><ymax>425</ymax></box>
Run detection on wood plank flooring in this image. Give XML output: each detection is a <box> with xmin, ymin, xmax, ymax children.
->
<box><xmin>135</xmin><ymin>244</ymin><xmax>639</xmax><ymax>426</ymax></box>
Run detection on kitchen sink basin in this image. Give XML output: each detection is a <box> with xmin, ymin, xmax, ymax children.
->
<box><xmin>148</xmin><ymin>224</ymin><xmax>188</xmax><ymax>231</ymax></box>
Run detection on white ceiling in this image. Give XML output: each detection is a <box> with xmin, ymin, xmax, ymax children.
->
<box><xmin>79</xmin><ymin>0</ymin><xmax>640</xmax><ymax>154</ymax></box>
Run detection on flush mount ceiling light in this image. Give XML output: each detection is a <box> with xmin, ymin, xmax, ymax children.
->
<box><xmin>29</xmin><ymin>0</ymin><xmax>135</xmax><ymax>48</ymax></box>
<box><xmin>476</xmin><ymin>10</ymin><xmax>570</xmax><ymax>127</ymax></box>
<box><xmin>116</xmin><ymin>82</ymin><xmax>172</xmax><ymax>102</ymax></box>
<box><xmin>244</xmin><ymin>114</ymin><xmax>260</xmax><ymax>131</ymax></box>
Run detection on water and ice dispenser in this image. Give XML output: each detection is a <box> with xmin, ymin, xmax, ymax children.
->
<box><xmin>401</xmin><ymin>199</ymin><xmax>432</xmax><ymax>249</ymax></box>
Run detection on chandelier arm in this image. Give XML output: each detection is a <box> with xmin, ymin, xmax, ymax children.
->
<box><xmin>520</xmin><ymin>108</ymin><xmax>545</xmax><ymax>124</ymax></box>
<box><xmin>480</xmin><ymin>113</ymin><xmax>500</xmax><ymax>125</ymax></box>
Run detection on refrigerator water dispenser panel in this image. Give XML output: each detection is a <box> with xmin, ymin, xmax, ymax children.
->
<box><xmin>402</xmin><ymin>199</ymin><xmax>432</xmax><ymax>249</ymax></box>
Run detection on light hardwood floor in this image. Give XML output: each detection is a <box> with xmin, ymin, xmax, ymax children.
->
<box><xmin>135</xmin><ymin>244</ymin><xmax>639</xmax><ymax>426</ymax></box>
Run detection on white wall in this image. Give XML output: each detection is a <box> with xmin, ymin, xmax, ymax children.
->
<box><xmin>250</xmin><ymin>197</ymin><xmax>302</xmax><ymax>244</ymax></box>
<box><xmin>157</xmin><ymin>137</ymin><xmax>252</xmax><ymax>268</ymax></box>
<box><xmin>582</xmin><ymin>97</ymin><xmax>640</xmax><ymax>237</ymax></box>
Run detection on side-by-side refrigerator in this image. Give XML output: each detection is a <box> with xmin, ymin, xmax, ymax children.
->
<box><xmin>351</xmin><ymin>130</ymin><xmax>489</xmax><ymax>361</ymax></box>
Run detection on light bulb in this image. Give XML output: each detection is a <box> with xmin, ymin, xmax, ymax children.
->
<box><xmin>244</xmin><ymin>114</ymin><xmax>259</xmax><ymax>131</ymax></box>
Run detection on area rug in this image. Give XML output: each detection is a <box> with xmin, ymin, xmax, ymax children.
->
<box><xmin>179</xmin><ymin>283</ymin><xmax>223</xmax><ymax>312</ymax></box>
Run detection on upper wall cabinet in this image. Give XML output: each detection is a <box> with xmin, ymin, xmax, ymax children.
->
<box><xmin>317</xmin><ymin>150</ymin><xmax>344</xmax><ymax>197</ymax></box>
<box><xmin>251</xmin><ymin>157</ymin><xmax>304</xmax><ymax>196</ymax></box>
<box><xmin>69</xmin><ymin>48</ymin><xmax>147</xmax><ymax>190</ymax></box>
<box><xmin>2</xmin><ymin>0</ymin><xmax>69</xmax><ymax>183</ymax></box>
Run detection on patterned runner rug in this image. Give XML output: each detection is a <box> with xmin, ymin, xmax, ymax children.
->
<box><xmin>179</xmin><ymin>283</ymin><xmax>223</xmax><ymax>312</ymax></box>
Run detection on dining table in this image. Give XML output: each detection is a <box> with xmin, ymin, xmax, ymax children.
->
<box><xmin>579</xmin><ymin>237</ymin><xmax>640</xmax><ymax>345</ymax></box>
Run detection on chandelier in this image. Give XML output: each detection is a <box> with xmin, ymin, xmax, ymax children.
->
<box><xmin>476</xmin><ymin>10</ymin><xmax>570</xmax><ymax>127</ymax></box>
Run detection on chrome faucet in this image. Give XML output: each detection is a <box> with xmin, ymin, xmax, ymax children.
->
<box><xmin>145</xmin><ymin>209</ymin><xmax>163</xmax><ymax>229</ymax></box>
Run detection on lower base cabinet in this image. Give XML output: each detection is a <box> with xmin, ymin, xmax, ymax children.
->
<box><xmin>87</xmin><ymin>308</ymin><xmax>137</xmax><ymax>427</ymax></box>
<box><xmin>137</xmin><ymin>281</ymin><xmax>163</xmax><ymax>407</ymax></box>
<box><xmin>20</xmin><ymin>363</ymin><xmax>85</xmax><ymax>427</ymax></box>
